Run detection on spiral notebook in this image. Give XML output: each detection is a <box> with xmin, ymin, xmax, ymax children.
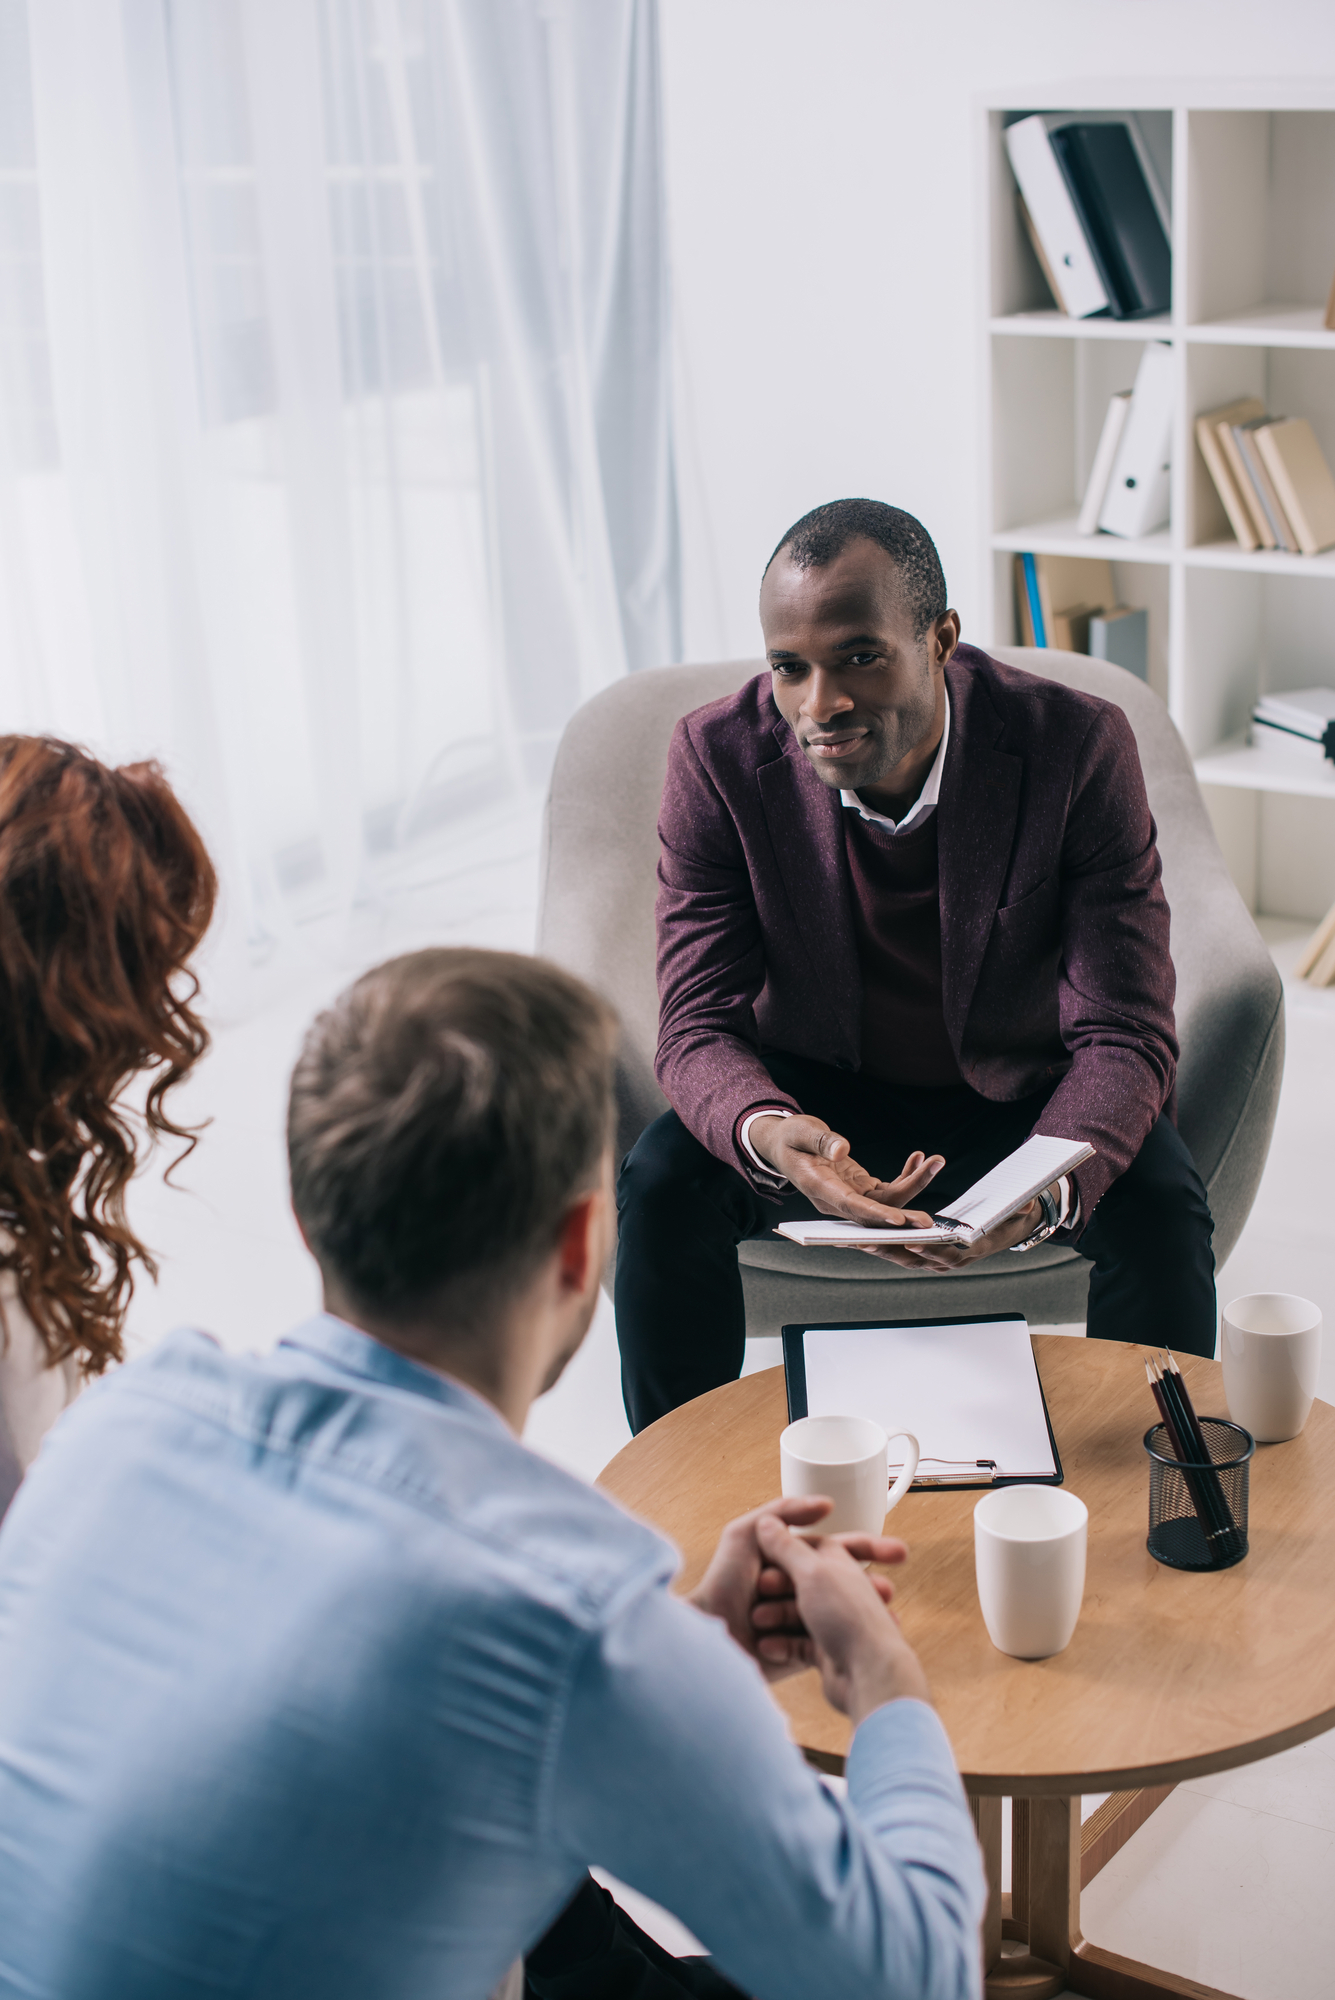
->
<box><xmin>782</xmin><ymin>1314</ymin><xmax>1061</xmax><ymax>1488</ymax></box>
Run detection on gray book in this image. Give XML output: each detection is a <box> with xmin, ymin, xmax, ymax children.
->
<box><xmin>1090</xmin><ymin>605</ymin><xmax>1147</xmax><ymax>681</ymax></box>
<box><xmin>1233</xmin><ymin>421</ymin><xmax>1299</xmax><ymax>552</ymax></box>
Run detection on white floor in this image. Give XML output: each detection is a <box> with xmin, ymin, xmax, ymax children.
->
<box><xmin>118</xmin><ymin>846</ymin><xmax>1335</xmax><ymax>2000</ymax></box>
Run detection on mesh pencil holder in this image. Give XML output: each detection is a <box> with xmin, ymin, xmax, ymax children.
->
<box><xmin>1144</xmin><ymin>1418</ymin><xmax>1255</xmax><ymax>1572</ymax></box>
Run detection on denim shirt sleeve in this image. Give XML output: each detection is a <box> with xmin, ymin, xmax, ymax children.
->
<box><xmin>545</xmin><ymin>1580</ymin><xmax>985</xmax><ymax>2000</ymax></box>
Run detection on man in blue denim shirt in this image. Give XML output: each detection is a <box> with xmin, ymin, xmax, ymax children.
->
<box><xmin>0</xmin><ymin>950</ymin><xmax>984</xmax><ymax>2000</ymax></box>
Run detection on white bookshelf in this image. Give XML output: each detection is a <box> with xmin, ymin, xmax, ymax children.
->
<box><xmin>979</xmin><ymin>83</ymin><xmax>1335</xmax><ymax>920</ymax></box>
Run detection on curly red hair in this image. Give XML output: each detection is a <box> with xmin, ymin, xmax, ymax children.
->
<box><xmin>0</xmin><ymin>737</ymin><xmax>216</xmax><ymax>1374</ymax></box>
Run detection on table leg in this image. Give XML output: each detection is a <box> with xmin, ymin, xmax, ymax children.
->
<box><xmin>971</xmin><ymin>1794</ymin><xmax>1064</xmax><ymax>1999</ymax></box>
<box><xmin>998</xmin><ymin>1793</ymin><xmax>1246</xmax><ymax>2000</ymax></box>
<box><xmin>970</xmin><ymin>1793</ymin><xmax>1003</xmax><ymax>1974</ymax></box>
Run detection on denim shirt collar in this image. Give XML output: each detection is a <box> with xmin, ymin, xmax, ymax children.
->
<box><xmin>278</xmin><ymin>1312</ymin><xmax>509</xmax><ymax>1434</ymax></box>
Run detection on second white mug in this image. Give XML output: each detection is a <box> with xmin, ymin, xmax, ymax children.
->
<box><xmin>1222</xmin><ymin>1292</ymin><xmax>1322</xmax><ymax>1443</ymax></box>
<box><xmin>779</xmin><ymin>1415</ymin><xmax>920</xmax><ymax>1536</ymax></box>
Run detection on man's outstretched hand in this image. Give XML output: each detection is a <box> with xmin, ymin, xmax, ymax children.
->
<box><xmin>749</xmin><ymin>1114</ymin><xmax>943</xmax><ymax>1228</ymax></box>
<box><xmin>689</xmin><ymin>1496</ymin><xmax>908</xmax><ymax>1688</ymax></box>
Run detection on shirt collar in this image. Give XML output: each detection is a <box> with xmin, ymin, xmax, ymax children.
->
<box><xmin>840</xmin><ymin>687</ymin><xmax>951</xmax><ymax>834</ymax></box>
<box><xmin>278</xmin><ymin>1312</ymin><xmax>508</xmax><ymax>1432</ymax></box>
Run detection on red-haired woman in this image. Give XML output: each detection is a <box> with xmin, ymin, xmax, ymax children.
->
<box><xmin>0</xmin><ymin>738</ymin><xmax>216</xmax><ymax>1514</ymax></box>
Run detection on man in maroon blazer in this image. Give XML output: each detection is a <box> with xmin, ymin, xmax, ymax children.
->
<box><xmin>615</xmin><ymin>499</ymin><xmax>1213</xmax><ymax>1432</ymax></box>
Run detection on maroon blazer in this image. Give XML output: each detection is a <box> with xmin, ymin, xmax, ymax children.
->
<box><xmin>654</xmin><ymin>645</ymin><xmax>1178</xmax><ymax>1226</ymax></box>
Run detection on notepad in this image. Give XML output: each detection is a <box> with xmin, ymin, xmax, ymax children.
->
<box><xmin>782</xmin><ymin>1315</ymin><xmax>1060</xmax><ymax>1486</ymax></box>
<box><xmin>774</xmin><ymin>1134</ymin><xmax>1094</xmax><ymax>1248</ymax></box>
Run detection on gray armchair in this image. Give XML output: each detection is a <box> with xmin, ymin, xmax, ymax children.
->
<box><xmin>537</xmin><ymin>648</ymin><xmax>1284</xmax><ymax>1336</ymax></box>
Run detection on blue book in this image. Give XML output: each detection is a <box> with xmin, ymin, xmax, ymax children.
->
<box><xmin>1022</xmin><ymin>552</ymin><xmax>1047</xmax><ymax>647</ymax></box>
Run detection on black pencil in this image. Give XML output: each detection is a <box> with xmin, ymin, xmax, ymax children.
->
<box><xmin>1154</xmin><ymin>1352</ymin><xmax>1241</xmax><ymax>1557</ymax></box>
<box><xmin>1162</xmin><ymin>1353</ymin><xmax>1210</xmax><ymax>1459</ymax></box>
<box><xmin>1145</xmin><ymin>1359</ymin><xmax>1189</xmax><ymax>1462</ymax></box>
<box><xmin>1149</xmin><ymin>1356</ymin><xmax>1222</xmax><ymax>1538</ymax></box>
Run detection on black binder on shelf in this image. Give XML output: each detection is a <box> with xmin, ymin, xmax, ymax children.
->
<box><xmin>1049</xmin><ymin>122</ymin><xmax>1171</xmax><ymax>320</ymax></box>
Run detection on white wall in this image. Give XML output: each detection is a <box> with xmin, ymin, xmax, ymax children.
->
<box><xmin>662</xmin><ymin>0</ymin><xmax>1335</xmax><ymax>664</ymax></box>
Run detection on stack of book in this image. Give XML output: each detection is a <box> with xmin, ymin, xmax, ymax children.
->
<box><xmin>1250</xmin><ymin>688</ymin><xmax>1335</xmax><ymax>765</ymax></box>
<box><xmin>1013</xmin><ymin>551</ymin><xmax>1148</xmax><ymax>679</ymax></box>
<box><xmin>1196</xmin><ymin>402</ymin><xmax>1335</xmax><ymax>555</ymax></box>
<box><xmin>1005</xmin><ymin>114</ymin><xmax>1171</xmax><ymax>321</ymax></box>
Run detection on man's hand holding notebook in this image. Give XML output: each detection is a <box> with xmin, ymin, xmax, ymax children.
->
<box><xmin>775</xmin><ymin>1135</ymin><xmax>1095</xmax><ymax>1249</ymax></box>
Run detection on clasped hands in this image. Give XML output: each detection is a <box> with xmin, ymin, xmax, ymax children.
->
<box><xmin>747</xmin><ymin>1111</ymin><xmax>1046</xmax><ymax>1268</ymax></box>
<box><xmin>689</xmin><ymin>1496</ymin><xmax>929</xmax><ymax>1725</ymax></box>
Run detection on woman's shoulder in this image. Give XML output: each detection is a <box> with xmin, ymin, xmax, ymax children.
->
<box><xmin>0</xmin><ymin>1265</ymin><xmax>81</xmax><ymax>1484</ymax></box>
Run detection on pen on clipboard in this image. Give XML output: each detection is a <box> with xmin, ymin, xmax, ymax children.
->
<box><xmin>900</xmin><ymin>1459</ymin><xmax>999</xmax><ymax>1487</ymax></box>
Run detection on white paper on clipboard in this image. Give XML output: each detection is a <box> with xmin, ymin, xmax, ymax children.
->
<box><xmin>798</xmin><ymin>1318</ymin><xmax>1057</xmax><ymax>1482</ymax></box>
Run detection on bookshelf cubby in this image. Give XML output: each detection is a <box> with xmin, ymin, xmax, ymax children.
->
<box><xmin>980</xmin><ymin>84</ymin><xmax>1335</xmax><ymax>922</ymax></box>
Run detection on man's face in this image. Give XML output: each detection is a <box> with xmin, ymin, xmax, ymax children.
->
<box><xmin>759</xmin><ymin>537</ymin><xmax>954</xmax><ymax>796</ymax></box>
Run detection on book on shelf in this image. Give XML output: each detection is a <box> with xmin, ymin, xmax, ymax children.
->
<box><xmin>1047</xmin><ymin>122</ymin><xmax>1172</xmax><ymax>320</ymax></box>
<box><xmin>1252</xmin><ymin>419</ymin><xmax>1335</xmax><ymax>556</ymax></box>
<box><xmin>1090</xmin><ymin>606</ymin><xmax>1148</xmax><ymax>681</ymax></box>
<box><xmin>1033</xmin><ymin>552</ymin><xmax>1115</xmax><ymax>642</ymax></box>
<box><xmin>1005</xmin><ymin>116</ymin><xmax>1110</xmax><ymax>319</ymax></box>
<box><xmin>1216</xmin><ymin>418</ymin><xmax>1277</xmax><ymax>549</ymax></box>
<box><xmin>1233</xmin><ymin>421</ymin><xmax>1299</xmax><ymax>552</ymax></box>
<box><xmin>1194</xmin><ymin>397</ymin><xmax>1265</xmax><ymax>551</ymax></box>
<box><xmin>1013</xmin><ymin>553</ymin><xmax>1045</xmax><ymax>646</ymax></box>
<box><xmin>1077</xmin><ymin>391</ymin><xmax>1132</xmax><ymax>534</ymax></box>
<box><xmin>1098</xmin><ymin>341</ymin><xmax>1173</xmax><ymax>539</ymax></box>
<box><xmin>1013</xmin><ymin>552</ymin><xmax>1143</xmax><ymax>672</ymax></box>
<box><xmin>1251</xmin><ymin>688</ymin><xmax>1335</xmax><ymax>765</ymax></box>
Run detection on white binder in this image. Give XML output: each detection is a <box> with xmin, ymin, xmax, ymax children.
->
<box><xmin>1005</xmin><ymin>115</ymin><xmax>1109</xmax><ymax>320</ymax></box>
<box><xmin>1097</xmin><ymin>341</ymin><xmax>1174</xmax><ymax>539</ymax></box>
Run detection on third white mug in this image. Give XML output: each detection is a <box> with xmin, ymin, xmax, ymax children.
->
<box><xmin>1222</xmin><ymin>1292</ymin><xmax>1322</xmax><ymax>1443</ymax></box>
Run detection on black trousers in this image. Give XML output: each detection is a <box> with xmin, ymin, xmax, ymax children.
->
<box><xmin>526</xmin><ymin>1876</ymin><xmax>745</xmax><ymax>1999</ymax></box>
<box><xmin>615</xmin><ymin>1053</ymin><xmax>1216</xmax><ymax>1433</ymax></box>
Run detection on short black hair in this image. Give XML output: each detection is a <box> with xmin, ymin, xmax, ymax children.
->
<box><xmin>765</xmin><ymin>499</ymin><xmax>948</xmax><ymax>639</ymax></box>
<box><xmin>288</xmin><ymin>948</ymin><xmax>617</xmax><ymax>1326</ymax></box>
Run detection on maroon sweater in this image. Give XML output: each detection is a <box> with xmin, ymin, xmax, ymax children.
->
<box><xmin>841</xmin><ymin>807</ymin><xmax>962</xmax><ymax>1088</ymax></box>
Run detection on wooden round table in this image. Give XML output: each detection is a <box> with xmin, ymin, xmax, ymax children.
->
<box><xmin>598</xmin><ymin>1338</ymin><xmax>1335</xmax><ymax>2000</ymax></box>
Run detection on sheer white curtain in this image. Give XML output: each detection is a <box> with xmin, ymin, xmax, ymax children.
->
<box><xmin>0</xmin><ymin>0</ymin><xmax>677</xmax><ymax>1003</ymax></box>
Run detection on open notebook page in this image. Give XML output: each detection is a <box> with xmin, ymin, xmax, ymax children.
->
<box><xmin>797</xmin><ymin>1317</ymin><xmax>1057</xmax><ymax>1482</ymax></box>
<box><xmin>938</xmin><ymin>1133</ymin><xmax>1093</xmax><ymax>1231</ymax></box>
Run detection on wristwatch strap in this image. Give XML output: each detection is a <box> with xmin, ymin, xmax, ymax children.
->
<box><xmin>1008</xmin><ymin>1185</ymin><xmax>1061</xmax><ymax>1254</ymax></box>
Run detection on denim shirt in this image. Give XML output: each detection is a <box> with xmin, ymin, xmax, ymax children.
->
<box><xmin>0</xmin><ymin>1315</ymin><xmax>984</xmax><ymax>1999</ymax></box>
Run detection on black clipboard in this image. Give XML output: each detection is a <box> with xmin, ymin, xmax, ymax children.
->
<box><xmin>781</xmin><ymin>1312</ymin><xmax>1064</xmax><ymax>1490</ymax></box>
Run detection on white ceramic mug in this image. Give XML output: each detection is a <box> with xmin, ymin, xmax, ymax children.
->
<box><xmin>1222</xmin><ymin>1293</ymin><xmax>1322</xmax><ymax>1443</ymax></box>
<box><xmin>779</xmin><ymin>1415</ymin><xmax>920</xmax><ymax>1536</ymax></box>
<box><xmin>973</xmin><ymin>1486</ymin><xmax>1088</xmax><ymax>1660</ymax></box>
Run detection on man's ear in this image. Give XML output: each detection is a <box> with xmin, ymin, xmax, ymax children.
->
<box><xmin>554</xmin><ymin>1189</ymin><xmax>603</xmax><ymax>1298</ymax></box>
<box><xmin>932</xmin><ymin>609</ymin><xmax>961</xmax><ymax>666</ymax></box>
